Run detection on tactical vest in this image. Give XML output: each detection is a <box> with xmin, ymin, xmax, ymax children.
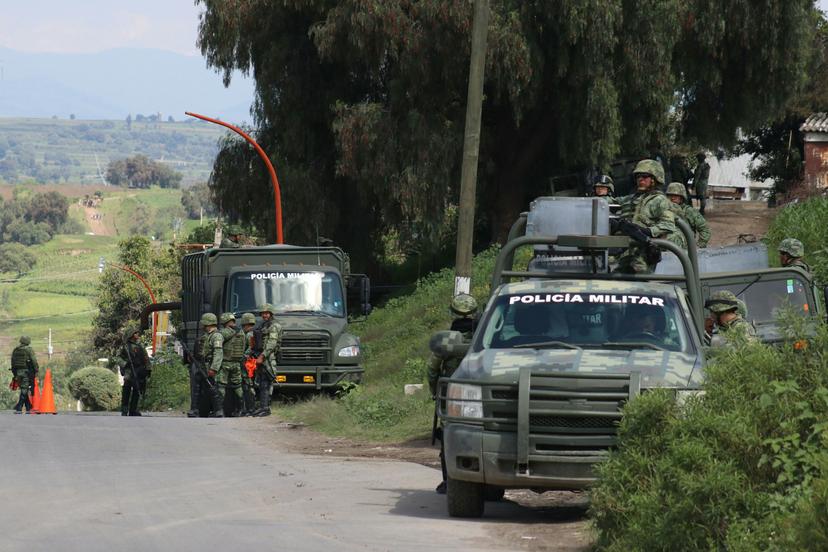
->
<box><xmin>221</xmin><ymin>328</ymin><xmax>245</xmax><ymax>362</ymax></box>
<box><xmin>11</xmin><ymin>346</ymin><xmax>31</xmax><ymax>373</ymax></box>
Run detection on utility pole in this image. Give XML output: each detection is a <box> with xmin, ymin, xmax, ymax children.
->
<box><xmin>48</xmin><ymin>328</ymin><xmax>53</xmax><ymax>360</ymax></box>
<box><xmin>453</xmin><ymin>0</ymin><xmax>490</xmax><ymax>296</ymax></box>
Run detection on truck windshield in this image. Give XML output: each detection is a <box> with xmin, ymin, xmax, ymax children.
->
<box><xmin>476</xmin><ymin>292</ymin><xmax>691</xmax><ymax>353</ymax></box>
<box><xmin>228</xmin><ymin>270</ymin><xmax>345</xmax><ymax>317</ymax></box>
<box><xmin>706</xmin><ymin>276</ymin><xmax>812</xmax><ymax>324</ymax></box>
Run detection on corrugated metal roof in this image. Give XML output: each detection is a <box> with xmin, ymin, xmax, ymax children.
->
<box><xmin>800</xmin><ymin>112</ymin><xmax>828</xmax><ymax>132</ymax></box>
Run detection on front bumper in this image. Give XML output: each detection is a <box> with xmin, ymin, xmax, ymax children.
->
<box><xmin>271</xmin><ymin>365</ymin><xmax>363</xmax><ymax>390</ymax></box>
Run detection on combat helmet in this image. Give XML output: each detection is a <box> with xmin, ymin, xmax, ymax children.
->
<box><xmin>257</xmin><ymin>303</ymin><xmax>274</xmax><ymax>315</ymax></box>
<box><xmin>240</xmin><ymin>312</ymin><xmax>257</xmax><ymax>326</ymax></box>
<box><xmin>778</xmin><ymin>238</ymin><xmax>805</xmax><ymax>258</ymax></box>
<box><xmin>593</xmin><ymin>174</ymin><xmax>615</xmax><ymax>194</ymax></box>
<box><xmin>19</xmin><ymin>335</ymin><xmax>31</xmax><ymax>345</ymax></box>
<box><xmin>704</xmin><ymin>290</ymin><xmax>740</xmax><ymax>314</ymax></box>
<box><xmin>123</xmin><ymin>325</ymin><xmax>140</xmax><ymax>340</ymax></box>
<box><xmin>200</xmin><ymin>312</ymin><xmax>218</xmax><ymax>327</ymax></box>
<box><xmin>219</xmin><ymin>312</ymin><xmax>236</xmax><ymax>325</ymax></box>
<box><xmin>632</xmin><ymin>159</ymin><xmax>665</xmax><ymax>186</ymax></box>
<box><xmin>666</xmin><ymin>182</ymin><xmax>688</xmax><ymax>200</ymax></box>
<box><xmin>450</xmin><ymin>294</ymin><xmax>478</xmax><ymax>316</ymax></box>
<box><xmin>226</xmin><ymin>224</ymin><xmax>242</xmax><ymax>236</ymax></box>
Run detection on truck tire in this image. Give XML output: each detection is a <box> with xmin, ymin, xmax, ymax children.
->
<box><xmin>447</xmin><ymin>476</ymin><xmax>485</xmax><ymax>518</ymax></box>
<box><xmin>484</xmin><ymin>486</ymin><xmax>505</xmax><ymax>502</ymax></box>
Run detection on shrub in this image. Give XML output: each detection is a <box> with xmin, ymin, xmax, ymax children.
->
<box><xmin>765</xmin><ymin>196</ymin><xmax>828</xmax><ymax>282</ymax></box>
<box><xmin>68</xmin><ymin>366</ymin><xmax>120</xmax><ymax>411</ymax></box>
<box><xmin>142</xmin><ymin>348</ymin><xmax>190</xmax><ymax>411</ymax></box>
<box><xmin>591</xmin><ymin>322</ymin><xmax>828</xmax><ymax>550</ymax></box>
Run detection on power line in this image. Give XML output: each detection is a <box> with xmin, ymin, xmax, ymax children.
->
<box><xmin>0</xmin><ymin>269</ymin><xmax>99</xmax><ymax>284</ymax></box>
<box><xmin>0</xmin><ymin>310</ymin><xmax>98</xmax><ymax>322</ymax></box>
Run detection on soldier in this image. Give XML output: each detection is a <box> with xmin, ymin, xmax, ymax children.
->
<box><xmin>614</xmin><ymin>159</ymin><xmax>679</xmax><ymax>274</ymax></box>
<box><xmin>704</xmin><ymin>290</ymin><xmax>757</xmax><ymax>341</ymax></box>
<box><xmin>778</xmin><ymin>239</ymin><xmax>811</xmax><ymax>273</ymax></box>
<box><xmin>220</xmin><ymin>225</ymin><xmax>242</xmax><ymax>248</ymax></box>
<box><xmin>428</xmin><ymin>294</ymin><xmax>478</xmax><ymax>494</ymax></box>
<box><xmin>200</xmin><ymin>312</ymin><xmax>226</xmax><ymax>417</ymax></box>
<box><xmin>240</xmin><ymin>312</ymin><xmax>259</xmax><ymax>416</ymax></box>
<box><xmin>219</xmin><ymin>313</ymin><xmax>246</xmax><ymax>417</ymax></box>
<box><xmin>692</xmin><ymin>152</ymin><xmax>710</xmax><ymax>216</ymax></box>
<box><xmin>10</xmin><ymin>336</ymin><xmax>38</xmax><ymax>413</ymax></box>
<box><xmin>254</xmin><ymin>303</ymin><xmax>283</xmax><ymax>417</ymax></box>
<box><xmin>117</xmin><ymin>326</ymin><xmax>151</xmax><ymax>417</ymax></box>
<box><xmin>665</xmin><ymin>182</ymin><xmax>711</xmax><ymax>248</ymax></box>
<box><xmin>592</xmin><ymin>175</ymin><xmax>616</xmax><ymax>202</ymax></box>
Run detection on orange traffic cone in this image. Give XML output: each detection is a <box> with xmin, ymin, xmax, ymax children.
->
<box><xmin>39</xmin><ymin>369</ymin><xmax>57</xmax><ymax>415</ymax></box>
<box><xmin>29</xmin><ymin>377</ymin><xmax>41</xmax><ymax>414</ymax></box>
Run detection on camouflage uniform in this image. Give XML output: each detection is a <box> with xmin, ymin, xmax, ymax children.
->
<box><xmin>240</xmin><ymin>312</ymin><xmax>259</xmax><ymax>415</ymax></box>
<box><xmin>429</xmin><ymin>294</ymin><xmax>478</xmax><ymax>494</ymax></box>
<box><xmin>692</xmin><ymin>153</ymin><xmax>710</xmax><ymax>215</ymax></box>
<box><xmin>616</xmin><ymin>160</ymin><xmax>678</xmax><ymax>273</ymax></box>
<box><xmin>200</xmin><ymin>313</ymin><xmax>226</xmax><ymax>417</ymax></box>
<box><xmin>666</xmin><ymin>182</ymin><xmax>711</xmax><ymax>248</ymax></box>
<box><xmin>117</xmin><ymin>326</ymin><xmax>150</xmax><ymax>416</ymax></box>
<box><xmin>256</xmin><ymin>304</ymin><xmax>283</xmax><ymax>416</ymax></box>
<box><xmin>592</xmin><ymin>175</ymin><xmax>616</xmax><ymax>204</ymax></box>
<box><xmin>218</xmin><ymin>313</ymin><xmax>245</xmax><ymax>416</ymax></box>
<box><xmin>705</xmin><ymin>290</ymin><xmax>757</xmax><ymax>342</ymax></box>
<box><xmin>779</xmin><ymin>238</ymin><xmax>811</xmax><ymax>273</ymax></box>
<box><xmin>10</xmin><ymin>336</ymin><xmax>38</xmax><ymax>413</ymax></box>
<box><xmin>220</xmin><ymin>225</ymin><xmax>242</xmax><ymax>248</ymax></box>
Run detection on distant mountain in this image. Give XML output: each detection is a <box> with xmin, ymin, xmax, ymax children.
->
<box><xmin>0</xmin><ymin>47</ymin><xmax>254</xmax><ymax>123</ymax></box>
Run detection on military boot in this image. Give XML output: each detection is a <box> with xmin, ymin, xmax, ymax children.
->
<box><xmin>209</xmin><ymin>388</ymin><xmax>224</xmax><ymax>418</ymax></box>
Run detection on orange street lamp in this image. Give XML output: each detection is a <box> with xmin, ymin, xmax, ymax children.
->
<box><xmin>99</xmin><ymin>257</ymin><xmax>158</xmax><ymax>354</ymax></box>
<box><xmin>185</xmin><ymin>111</ymin><xmax>284</xmax><ymax>244</ymax></box>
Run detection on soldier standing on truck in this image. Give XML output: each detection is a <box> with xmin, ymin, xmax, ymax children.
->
<box><xmin>200</xmin><ymin>313</ymin><xmax>226</xmax><ymax>417</ymax></box>
<box><xmin>219</xmin><ymin>313</ymin><xmax>246</xmax><ymax>417</ymax></box>
<box><xmin>592</xmin><ymin>175</ymin><xmax>616</xmax><ymax>203</ymax></box>
<box><xmin>240</xmin><ymin>312</ymin><xmax>259</xmax><ymax>416</ymax></box>
<box><xmin>665</xmin><ymin>182</ymin><xmax>711</xmax><ymax>248</ymax></box>
<box><xmin>220</xmin><ymin>225</ymin><xmax>242</xmax><ymax>248</ymax></box>
<box><xmin>614</xmin><ymin>159</ymin><xmax>678</xmax><ymax>274</ymax></box>
<box><xmin>118</xmin><ymin>326</ymin><xmax>150</xmax><ymax>417</ymax></box>
<box><xmin>778</xmin><ymin>239</ymin><xmax>811</xmax><ymax>273</ymax></box>
<box><xmin>428</xmin><ymin>294</ymin><xmax>478</xmax><ymax>494</ymax></box>
<box><xmin>692</xmin><ymin>152</ymin><xmax>710</xmax><ymax>216</ymax></box>
<box><xmin>704</xmin><ymin>290</ymin><xmax>757</xmax><ymax>341</ymax></box>
<box><xmin>10</xmin><ymin>336</ymin><xmax>38</xmax><ymax>413</ymax></box>
<box><xmin>255</xmin><ymin>304</ymin><xmax>282</xmax><ymax>417</ymax></box>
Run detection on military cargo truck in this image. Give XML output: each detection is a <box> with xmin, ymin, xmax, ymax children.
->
<box><xmin>432</xmin><ymin>204</ymin><xmax>707</xmax><ymax>517</ymax></box>
<box><xmin>178</xmin><ymin>245</ymin><xmax>370</xmax><ymax>391</ymax></box>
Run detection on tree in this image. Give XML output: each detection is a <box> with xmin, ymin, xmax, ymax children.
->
<box><xmin>180</xmin><ymin>182</ymin><xmax>216</xmax><ymax>219</ymax></box>
<box><xmin>196</xmin><ymin>0</ymin><xmax>816</xmax><ymax>258</ymax></box>
<box><xmin>105</xmin><ymin>154</ymin><xmax>182</xmax><ymax>189</ymax></box>
<box><xmin>28</xmin><ymin>191</ymin><xmax>69</xmax><ymax>231</ymax></box>
<box><xmin>0</xmin><ymin>243</ymin><xmax>37</xmax><ymax>276</ymax></box>
<box><xmin>126</xmin><ymin>114</ymin><xmax>132</xmax><ymax>130</ymax></box>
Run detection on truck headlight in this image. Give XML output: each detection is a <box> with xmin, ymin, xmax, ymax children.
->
<box><xmin>337</xmin><ymin>345</ymin><xmax>360</xmax><ymax>357</ymax></box>
<box><xmin>446</xmin><ymin>383</ymin><xmax>483</xmax><ymax>419</ymax></box>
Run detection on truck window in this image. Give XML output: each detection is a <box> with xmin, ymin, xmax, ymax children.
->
<box><xmin>228</xmin><ymin>270</ymin><xmax>345</xmax><ymax>317</ymax></box>
<box><xmin>476</xmin><ymin>293</ymin><xmax>691</xmax><ymax>353</ymax></box>
<box><xmin>707</xmin><ymin>277</ymin><xmax>812</xmax><ymax>323</ymax></box>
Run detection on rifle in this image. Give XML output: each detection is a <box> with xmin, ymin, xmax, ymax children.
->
<box><xmin>178</xmin><ymin>332</ymin><xmax>215</xmax><ymax>390</ymax></box>
<box><xmin>123</xmin><ymin>337</ymin><xmax>144</xmax><ymax>401</ymax></box>
<box><xmin>431</xmin><ymin>398</ymin><xmax>440</xmax><ymax>445</ymax></box>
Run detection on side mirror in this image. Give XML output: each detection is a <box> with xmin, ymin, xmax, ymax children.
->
<box><xmin>429</xmin><ymin>330</ymin><xmax>470</xmax><ymax>360</ymax></box>
<box><xmin>361</xmin><ymin>275</ymin><xmax>372</xmax><ymax>316</ymax></box>
<box><xmin>347</xmin><ymin>274</ymin><xmax>372</xmax><ymax>318</ymax></box>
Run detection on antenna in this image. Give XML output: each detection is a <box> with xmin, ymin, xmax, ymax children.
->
<box><xmin>94</xmin><ymin>152</ymin><xmax>108</xmax><ymax>186</ymax></box>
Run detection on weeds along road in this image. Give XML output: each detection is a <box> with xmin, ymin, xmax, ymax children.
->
<box><xmin>0</xmin><ymin>413</ymin><xmax>588</xmax><ymax>552</ymax></box>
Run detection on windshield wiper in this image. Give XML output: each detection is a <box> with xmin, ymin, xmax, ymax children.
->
<box><xmin>283</xmin><ymin>309</ymin><xmax>335</xmax><ymax>317</ymax></box>
<box><xmin>514</xmin><ymin>340</ymin><xmax>582</xmax><ymax>351</ymax></box>
<box><xmin>601</xmin><ymin>341</ymin><xmax>667</xmax><ymax>352</ymax></box>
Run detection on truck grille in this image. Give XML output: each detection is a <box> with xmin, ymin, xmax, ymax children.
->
<box><xmin>530</xmin><ymin>415</ymin><xmax>619</xmax><ymax>430</ymax></box>
<box><xmin>279</xmin><ymin>350</ymin><xmax>329</xmax><ymax>364</ymax></box>
<box><xmin>277</xmin><ymin>332</ymin><xmax>331</xmax><ymax>365</ymax></box>
<box><xmin>280</xmin><ymin>334</ymin><xmax>329</xmax><ymax>349</ymax></box>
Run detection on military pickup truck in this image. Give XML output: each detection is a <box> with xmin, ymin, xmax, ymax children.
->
<box><xmin>432</xmin><ymin>201</ymin><xmax>707</xmax><ymax>517</ymax></box>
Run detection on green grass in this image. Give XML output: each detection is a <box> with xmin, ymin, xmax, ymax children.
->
<box><xmin>765</xmin><ymin>196</ymin><xmax>828</xmax><ymax>283</ymax></box>
<box><xmin>0</xmin><ymin>117</ymin><xmax>226</xmax><ymax>185</ymax></box>
<box><xmin>275</xmin><ymin>246</ymin><xmax>530</xmax><ymax>443</ymax></box>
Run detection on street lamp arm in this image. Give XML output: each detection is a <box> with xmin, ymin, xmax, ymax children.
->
<box><xmin>105</xmin><ymin>262</ymin><xmax>158</xmax><ymax>354</ymax></box>
<box><xmin>184</xmin><ymin>111</ymin><xmax>284</xmax><ymax>244</ymax></box>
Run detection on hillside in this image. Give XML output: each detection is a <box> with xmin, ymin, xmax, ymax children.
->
<box><xmin>0</xmin><ymin>117</ymin><xmax>227</xmax><ymax>185</ymax></box>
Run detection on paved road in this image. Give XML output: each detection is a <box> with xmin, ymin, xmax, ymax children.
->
<box><xmin>0</xmin><ymin>413</ymin><xmax>586</xmax><ymax>552</ymax></box>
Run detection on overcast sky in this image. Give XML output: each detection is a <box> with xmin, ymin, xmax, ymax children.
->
<box><xmin>0</xmin><ymin>1</ymin><xmax>208</xmax><ymax>55</ymax></box>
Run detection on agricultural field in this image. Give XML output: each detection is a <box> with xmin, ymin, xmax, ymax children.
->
<box><xmin>0</xmin><ymin>117</ymin><xmax>227</xmax><ymax>186</ymax></box>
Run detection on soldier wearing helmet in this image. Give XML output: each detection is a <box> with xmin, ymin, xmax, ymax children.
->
<box><xmin>614</xmin><ymin>159</ymin><xmax>679</xmax><ymax>273</ymax></box>
<box><xmin>666</xmin><ymin>182</ymin><xmax>711</xmax><ymax>248</ymax></box>
<box><xmin>199</xmin><ymin>312</ymin><xmax>226</xmax><ymax>417</ymax></box>
<box><xmin>220</xmin><ymin>224</ymin><xmax>243</xmax><ymax>248</ymax></box>
<box><xmin>592</xmin><ymin>174</ymin><xmax>616</xmax><ymax>202</ymax></box>
<box><xmin>429</xmin><ymin>293</ymin><xmax>479</xmax><ymax>494</ymax></box>
<box><xmin>117</xmin><ymin>325</ymin><xmax>150</xmax><ymax>416</ymax></box>
<box><xmin>239</xmin><ymin>312</ymin><xmax>260</xmax><ymax>415</ymax></box>
<box><xmin>692</xmin><ymin>153</ymin><xmax>710</xmax><ymax>216</ymax></box>
<box><xmin>704</xmin><ymin>290</ymin><xmax>756</xmax><ymax>341</ymax></box>
<box><xmin>778</xmin><ymin>239</ymin><xmax>811</xmax><ymax>273</ymax></box>
<box><xmin>216</xmin><ymin>313</ymin><xmax>245</xmax><ymax>416</ymax></box>
<box><xmin>10</xmin><ymin>336</ymin><xmax>39</xmax><ymax>413</ymax></box>
<box><xmin>254</xmin><ymin>303</ymin><xmax>283</xmax><ymax>416</ymax></box>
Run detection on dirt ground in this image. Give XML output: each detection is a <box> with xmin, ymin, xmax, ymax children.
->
<box><xmin>83</xmin><ymin>204</ymin><xmax>114</xmax><ymax>236</ymax></box>
<box><xmin>700</xmin><ymin>199</ymin><xmax>777</xmax><ymax>247</ymax></box>
<box><xmin>265</xmin><ymin>420</ymin><xmax>593</xmax><ymax>551</ymax></box>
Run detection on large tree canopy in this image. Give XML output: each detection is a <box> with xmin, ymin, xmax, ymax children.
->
<box><xmin>197</xmin><ymin>0</ymin><xmax>816</xmax><ymax>259</ymax></box>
